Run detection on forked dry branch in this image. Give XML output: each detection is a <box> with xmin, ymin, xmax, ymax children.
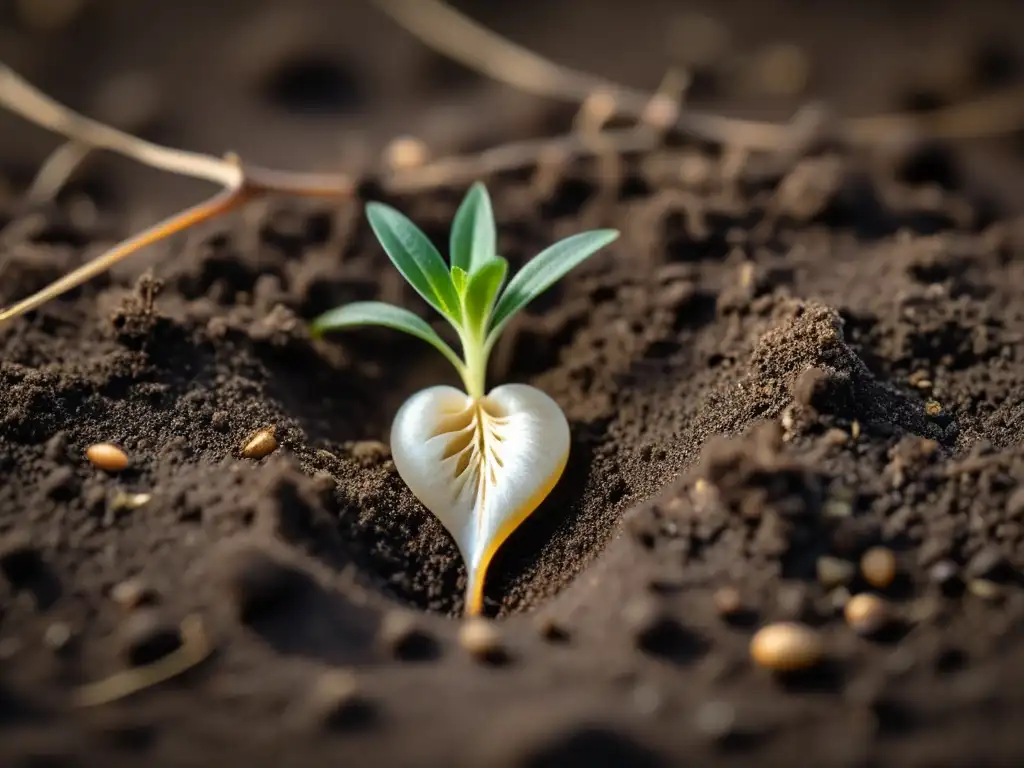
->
<box><xmin>1</xmin><ymin>0</ymin><xmax>1023</xmax><ymax>324</ymax></box>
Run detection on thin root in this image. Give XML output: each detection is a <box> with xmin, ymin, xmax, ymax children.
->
<box><xmin>71</xmin><ymin>614</ymin><xmax>212</xmax><ymax>708</ymax></box>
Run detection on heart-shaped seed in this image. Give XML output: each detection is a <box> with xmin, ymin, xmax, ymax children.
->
<box><xmin>390</xmin><ymin>383</ymin><xmax>570</xmax><ymax>614</ymax></box>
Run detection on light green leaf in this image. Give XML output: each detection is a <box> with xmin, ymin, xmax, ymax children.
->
<box><xmin>451</xmin><ymin>265</ymin><xmax>469</xmax><ymax>297</ymax></box>
<box><xmin>463</xmin><ymin>258</ymin><xmax>508</xmax><ymax>334</ymax></box>
<box><xmin>311</xmin><ymin>301</ymin><xmax>465</xmax><ymax>375</ymax></box>
<box><xmin>449</xmin><ymin>182</ymin><xmax>497</xmax><ymax>274</ymax></box>
<box><xmin>486</xmin><ymin>230</ymin><xmax>619</xmax><ymax>348</ymax></box>
<box><xmin>366</xmin><ymin>203</ymin><xmax>462</xmax><ymax>324</ymax></box>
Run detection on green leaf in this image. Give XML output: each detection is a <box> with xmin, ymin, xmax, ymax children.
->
<box><xmin>366</xmin><ymin>203</ymin><xmax>462</xmax><ymax>324</ymax></box>
<box><xmin>463</xmin><ymin>257</ymin><xmax>508</xmax><ymax>334</ymax></box>
<box><xmin>487</xmin><ymin>230</ymin><xmax>619</xmax><ymax>348</ymax></box>
<box><xmin>451</xmin><ymin>266</ymin><xmax>469</xmax><ymax>297</ymax></box>
<box><xmin>311</xmin><ymin>301</ymin><xmax>465</xmax><ymax>375</ymax></box>
<box><xmin>449</xmin><ymin>182</ymin><xmax>497</xmax><ymax>274</ymax></box>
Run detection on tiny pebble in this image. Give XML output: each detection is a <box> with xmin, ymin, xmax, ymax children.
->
<box><xmin>86</xmin><ymin>443</ymin><xmax>130</xmax><ymax>472</ymax></box>
<box><xmin>119</xmin><ymin>609</ymin><xmax>182</xmax><ymax>667</ymax></box>
<box><xmin>750</xmin><ymin>622</ymin><xmax>823</xmax><ymax>672</ymax></box>
<box><xmin>817</xmin><ymin>556</ymin><xmax>856</xmax><ymax>589</ymax></box>
<box><xmin>844</xmin><ymin>593</ymin><xmax>890</xmax><ymax>636</ymax></box>
<box><xmin>43</xmin><ymin>622</ymin><xmax>72</xmax><ymax>651</ymax></box>
<box><xmin>242</xmin><ymin>427</ymin><xmax>278</xmax><ymax>460</ymax></box>
<box><xmin>694</xmin><ymin>700</ymin><xmax>737</xmax><ymax>739</ymax></box>
<box><xmin>861</xmin><ymin>547</ymin><xmax>897</xmax><ymax>589</ymax></box>
<box><xmin>458</xmin><ymin>617</ymin><xmax>507</xmax><ymax>664</ymax></box>
<box><xmin>929</xmin><ymin>560</ymin><xmax>962</xmax><ymax>595</ymax></box>
<box><xmin>966</xmin><ymin>547</ymin><xmax>1006</xmax><ymax>580</ymax></box>
<box><xmin>110</xmin><ymin>579</ymin><xmax>157</xmax><ymax>611</ymax></box>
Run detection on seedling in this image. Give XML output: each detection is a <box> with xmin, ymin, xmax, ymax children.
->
<box><xmin>311</xmin><ymin>183</ymin><xmax>618</xmax><ymax>615</ymax></box>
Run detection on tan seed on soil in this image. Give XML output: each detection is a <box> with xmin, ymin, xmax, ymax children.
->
<box><xmin>861</xmin><ymin>547</ymin><xmax>897</xmax><ymax>588</ymax></box>
<box><xmin>844</xmin><ymin>593</ymin><xmax>890</xmax><ymax>636</ymax></box>
<box><xmin>713</xmin><ymin>586</ymin><xmax>743</xmax><ymax>617</ymax></box>
<box><xmin>86</xmin><ymin>443</ymin><xmax>129</xmax><ymax>472</ymax></box>
<box><xmin>110</xmin><ymin>579</ymin><xmax>156</xmax><ymax>611</ymax></box>
<box><xmin>384</xmin><ymin>136</ymin><xmax>429</xmax><ymax>171</ymax></box>
<box><xmin>750</xmin><ymin>622</ymin><xmax>823</xmax><ymax>672</ymax></box>
<box><xmin>242</xmin><ymin>427</ymin><xmax>277</xmax><ymax>459</ymax></box>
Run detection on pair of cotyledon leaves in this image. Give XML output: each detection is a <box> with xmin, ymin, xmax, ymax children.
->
<box><xmin>312</xmin><ymin>183</ymin><xmax>619</xmax><ymax>386</ymax></box>
<box><xmin>311</xmin><ymin>182</ymin><xmax>619</xmax><ymax>615</ymax></box>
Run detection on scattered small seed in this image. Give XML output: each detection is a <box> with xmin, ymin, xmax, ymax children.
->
<box><xmin>384</xmin><ymin>136</ymin><xmax>430</xmax><ymax>171</ymax></box>
<box><xmin>241</xmin><ymin>427</ymin><xmax>278</xmax><ymax>460</ymax></box>
<box><xmin>817</xmin><ymin>556</ymin><xmax>856</xmax><ymax>589</ymax></box>
<box><xmin>968</xmin><ymin>579</ymin><xmax>1003</xmax><ymax>602</ymax></box>
<box><xmin>861</xmin><ymin>547</ymin><xmax>897</xmax><ymax>589</ymax></box>
<box><xmin>379</xmin><ymin>611</ymin><xmax>438</xmax><ymax>661</ymax></box>
<box><xmin>86</xmin><ymin>443</ymin><xmax>130</xmax><ymax>472</ymax></box>
<box><xmin>750</xmin><ymin>622</ymin><xmax>823</xmax><ymax>672</ymax></box>
<box><xmin>119</xmin><ymin>609</ymin><xmax>183</xmax><ymax>667</ymax></box>
<box><xmin>459</xmin><ymin>617</ymin><xmax>508</xmax><ymax>664</ymax></box>
<box><xmin>925</xmin><ymin>400</ymin><xmax>943</xmax><ymax>417</ymax></box>
<box><xmin>109</xmin><ymin>491</ymin><xmax>152</xmax><ymax>513</ymax></box>
<box><xmin>844</xmin><ymin>593</ymin><xmax>890</xmax><ymax>636</ymax></box>
<box><xmin>712</xmin><ymin>586</ymin><xmax>743</xmax><ymax>618</ymax></box>
<box><xmin>850</xmin><ymin>420</ymin><xmax>861</xmax><ymax>440</ymax></box>
<box><xmin>110</xmin><ymin>579</ymin><xmax>157</xmax><ymax>612</ymax></box>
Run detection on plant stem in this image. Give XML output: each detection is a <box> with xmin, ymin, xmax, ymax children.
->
<box><xmin>460</xmin><ymin>331</ymin><xmax>488</xmax><ymax>400</ymax></box>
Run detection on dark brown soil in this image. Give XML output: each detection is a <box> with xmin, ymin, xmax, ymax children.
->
<box><xmin>3</xmin><ymin>1</ymin><xmax>1024</xmax><ymax>766</ymax></box>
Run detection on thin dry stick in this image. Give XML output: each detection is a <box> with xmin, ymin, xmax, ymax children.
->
<box><xmin>0</xmin><ymin>64</ymin><xmax>353</xmax><ymax>323</ymax></box>
<box><xmin>370</xmin><ymin>0</ymin><xmax>1024</xmax><ymax>148</ymax></box>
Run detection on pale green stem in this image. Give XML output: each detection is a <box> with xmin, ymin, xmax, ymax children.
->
<box><xmin>460</xmin><ymin>329</ymin><xmax>488</xmax><ymax>400</ymax></box>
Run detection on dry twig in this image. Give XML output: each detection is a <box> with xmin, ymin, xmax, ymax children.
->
<box><xmin>0</xmin><ymin>64</ymin><xmax>352</xmax><ymax>323</ymax></box>
<box><xmin>2</xmin><ymin>1</ymin><xmax>1024</xmax><ymax>323</ymax></box>
<box><xmin>370</xmin><ymin>0</ymin><xmax>1024</xmax><ymax>148</ymax></box>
